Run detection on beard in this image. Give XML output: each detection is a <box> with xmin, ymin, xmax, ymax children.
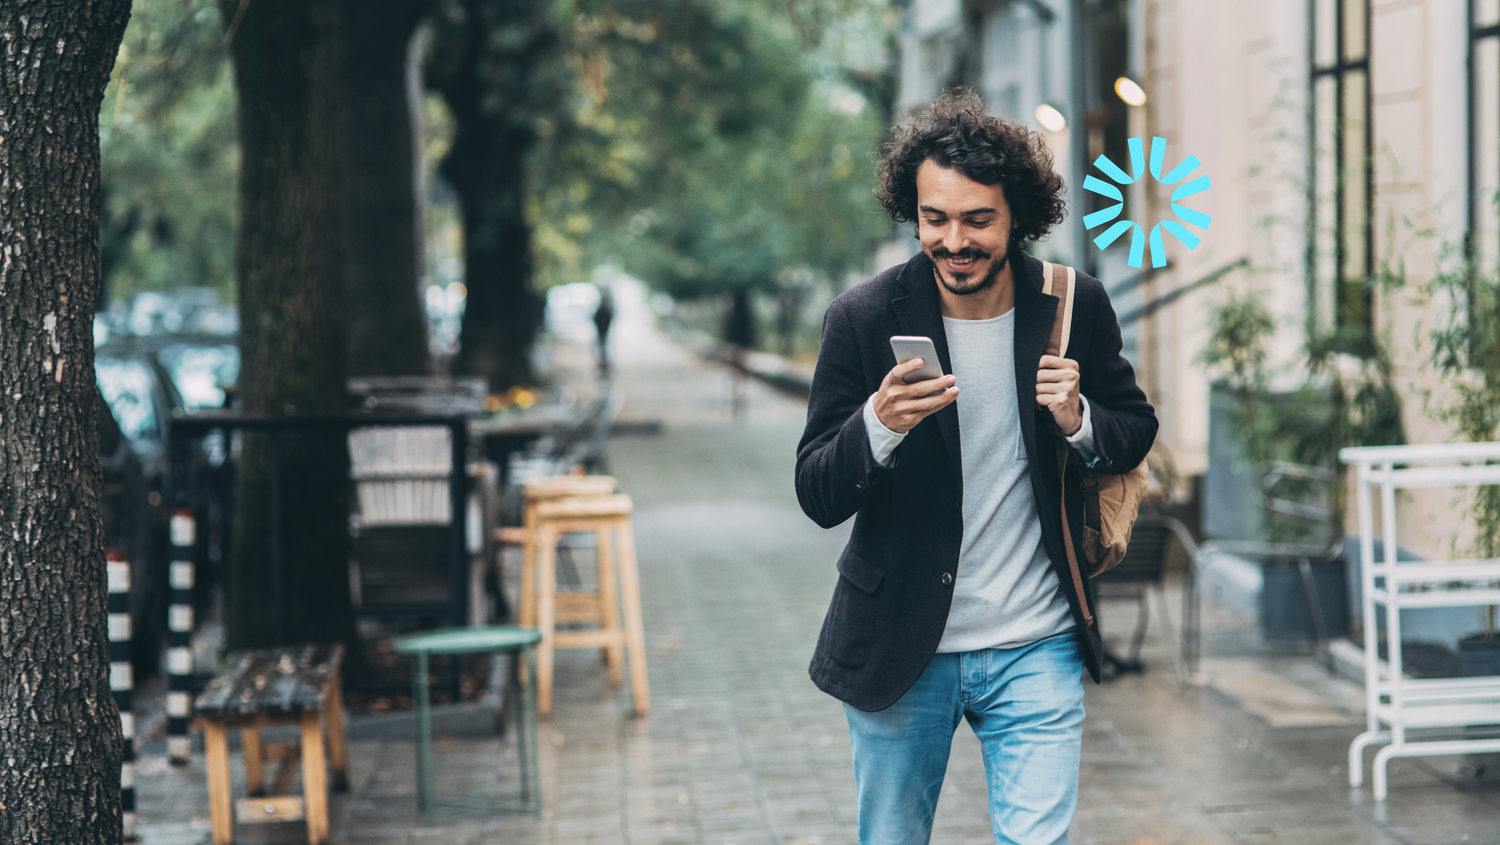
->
<box><xmin>930</xmin><ymin>245</ymin><xmax>1010</xmax><ymax>296</ymax></box>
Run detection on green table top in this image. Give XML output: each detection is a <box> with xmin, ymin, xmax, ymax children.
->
<box><xmin>393</xmin><ymin>625</ymin><xmax>542</xmax><ymax>656</ymax></box>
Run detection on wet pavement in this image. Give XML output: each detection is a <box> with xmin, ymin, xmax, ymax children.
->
<box><xmin>133</xmin><ymin>282</ymin><xmax>1500</xmax><ymax>844</ymax></box>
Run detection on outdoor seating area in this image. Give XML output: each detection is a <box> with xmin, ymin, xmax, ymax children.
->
<box><xmin>130</xmin><ymin>364</ymin><xmax>659</xmax><ymax>841</ymax></box>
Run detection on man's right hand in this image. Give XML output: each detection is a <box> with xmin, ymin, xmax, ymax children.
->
<box><xmin>873</xmin><ymin>358</ymin><xmax>959</xmax><ymax>434</ymax></box>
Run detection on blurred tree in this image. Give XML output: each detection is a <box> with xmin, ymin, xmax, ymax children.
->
<box><xmin>426</xmin><ymin>0</ymin><xmax>557</xmax><ymax>390</ymax></box>
<box><xmin>99</xmin><ymin>0</ymin><xmax>238</xmax><ymax>308</ymax></box>
<box><xmin>218</xmin><ymin>0</ymin><xmax>361</xmax><ymax>653</ymax></box>
<box><xmin>0</xmin><ymin>1</ymin><xmax>132</xmax><ymax>842</ymax></box>
<box><xmin>427</xmin><ymin>0</ymin><xmax>893</xmax><ymax>386</ymax></box>
<box><xmin>532</xmin><ymin>0</ymin><xmax>894</xmax><ymax>333</ymax></box>
<box><xmin>343</xmin><ymin>0</ymin><xmax>433</xmax><ymax>376</ymax></box>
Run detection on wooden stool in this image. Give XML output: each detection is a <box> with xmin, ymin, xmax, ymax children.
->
<box><xmin>493</xmin><ymin>476</ymin><xmax>617</xmax><ymax>642</ymax></box>
<box><xmin>533</xmin><ymin>493</ymin><xmax>649</xmax><ymax>716</ymax></box>
<box><xmin>194</xmin><ymin>644</ymin><xmax>348</xmax><ymax>845</ymax></box>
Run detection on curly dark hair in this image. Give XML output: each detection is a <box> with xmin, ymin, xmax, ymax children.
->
<box><xmin>876</xmin><ymin>89</ymin><xmax>1067</xmax><ymax>246</ymax></box>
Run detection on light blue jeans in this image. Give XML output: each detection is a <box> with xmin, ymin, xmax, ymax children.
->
<box><xmin>843</xmin><ymin>631</ymin><xmax>1085</xmax><ymax>845</ymax></box>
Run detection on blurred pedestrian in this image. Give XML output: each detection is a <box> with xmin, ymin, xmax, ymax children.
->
<box><xmin>724</xmin><ymin>288</ymin><xmax>754</xmax><ymax>418</ymax></box>
<box><xmin>794</xmin><ymin>90</ymin><xmax>1158</xmax><ymax>844</ymax></box>
<box><xmin>593</xmin><ymin>285</ymin><xmax>614</xmax><ymax>379</ymax></box>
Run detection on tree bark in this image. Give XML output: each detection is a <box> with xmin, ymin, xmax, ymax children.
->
<box><xmin>342</xmin><ymin>0</ymin><xmax>431</xmax><ymax>377</ymax></box>
<box><xmin>220</xmin><ymin>0</ymin><xmax>359</xmax><ymax>652</ymax></box>
<box><xmin>0</xmin><ymin>2</ymin><xmax>132</xmax><ymax>843</ymax></box>
<box><xmin>428</xmin><ymin>0</ymin><xmax>552</xmax><ymax>391</ymax></box>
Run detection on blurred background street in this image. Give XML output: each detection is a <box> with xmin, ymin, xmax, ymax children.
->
<box><xmin>7</xmin><ymin>0</ymin><xmax>1490</xmax><ymax>842</ymax></box>
<box><xmin>126</xmin><ymin>290</ymin><xmax>1500</xmax><ymax>845</ymax></box>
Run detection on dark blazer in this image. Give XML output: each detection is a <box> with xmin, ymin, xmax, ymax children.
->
<box><xmin>795</xmin><ymin>249</ymin><xmax>1158</xmax><ymax>711</ymax></box>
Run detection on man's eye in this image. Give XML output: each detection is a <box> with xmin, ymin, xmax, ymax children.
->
<box><xmin>923</xmin><ymin>218</ymin><xmax>945</xmax><ymax>226</ymax></box>
<box><xmin>967</xmin><ymin>219</ymin><xmax>993</xmax><ymax>227</ymax></box>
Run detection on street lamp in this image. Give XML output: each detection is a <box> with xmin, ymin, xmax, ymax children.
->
<box><xmin>1114</xmin><ymin>76</ymin><xmax>1147</xmax><ymax>107</ymax></box>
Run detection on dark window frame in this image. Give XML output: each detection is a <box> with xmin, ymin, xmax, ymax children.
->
<box><xmin>1306</xmin><ymin>0</ymin><xmax>1374</xmax><ymax>335</ymax></box>
<box><xmin>1467</xmin><ymin>0</ymin><xmax>1499</xmax><ymax>328</ymax></box>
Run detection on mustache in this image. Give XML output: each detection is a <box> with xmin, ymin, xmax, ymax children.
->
<box><xmin>931</xmin><ymin>247</ymin><xmax>991</xmax><ymax>261</ymax></box>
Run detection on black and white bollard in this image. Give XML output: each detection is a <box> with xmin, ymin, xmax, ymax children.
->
<box><xmin>107</xmin><ymin>548</ymin><xmax>137</xmax><ymax>841</ymax></box>
<box><xmin>167</xmin><ymin>509</ymin><xmax>195</xmax><ymax>765</ymax></box>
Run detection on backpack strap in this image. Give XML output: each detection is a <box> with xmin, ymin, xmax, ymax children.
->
<box><xmin>1039</xmin><ymin>260</ymin><xmax>1094</xmax><ymax>626</ymax></box>
<box><xmin>1039</xmin><ymin>261</ymin><xmax>1076</xmax><ymax>358</ymax></box>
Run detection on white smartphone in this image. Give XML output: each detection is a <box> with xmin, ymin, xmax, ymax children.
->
<box><xmin>889</xmin><ymin>336</ymin><xmax>944</xmax><ymax>384</ymax></box>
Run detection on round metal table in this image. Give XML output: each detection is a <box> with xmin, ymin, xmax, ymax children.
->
<box><xmin>393</xmin><ymin>626</ymin><xmax>543</xmax><ymax>824</ymax></box>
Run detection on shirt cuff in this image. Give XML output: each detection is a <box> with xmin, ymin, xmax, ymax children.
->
<box><xmin>863</xmin><ymin>394</ymin><xmax>906</xmax><ymax>468</ymax></box>
<box><xmin>1066</xmin><ymin>396</ymin><xmax>1102</xmax><ymax>465</ymax></box>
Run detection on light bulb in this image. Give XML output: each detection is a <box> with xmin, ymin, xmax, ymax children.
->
<box><xmin>1035</xmin><ymin>103</ymin><xmax>1067</xmax><ymax>132</ymax></box>
<box><xmin>1114</xmin><ymin>76</ymin><xmax>1147</xmax><ymax>107</ymax></box>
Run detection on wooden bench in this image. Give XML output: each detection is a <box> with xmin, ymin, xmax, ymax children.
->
<box><xmin>195</xmin><ymin>643</ymin><xmax>348</xmax><ymax>845</ymax></box>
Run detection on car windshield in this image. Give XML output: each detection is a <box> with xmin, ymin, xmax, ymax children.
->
<box><xmin>95</xmin><ymin>356</ymin><xmax>158</xmax><ymax>442</ymax></box>
<box><xmin>157</xmin><ymin>343</ymin><xmax>239</xmax><ymax>411</ymax></box>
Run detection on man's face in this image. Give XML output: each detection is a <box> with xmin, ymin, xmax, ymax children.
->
<box><xmin>915</xmin><ymin>159</ymin><xmax>1014</xmax><ymax>297</ymax></box>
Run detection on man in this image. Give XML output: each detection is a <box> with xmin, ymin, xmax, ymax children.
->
<box><xmin>794</xmin><ymin>90</ymin><xmax>1158</xmax><ymax>844</ymax></box>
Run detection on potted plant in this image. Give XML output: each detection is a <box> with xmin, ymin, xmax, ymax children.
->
<box><xmin>1427</xmin><ymin>238</ymin><xmax>1500</xmax><ymax>677</ymax></box>
<box><xmin>1202</xmin><ymin>287</ymin><xmax>1405</xmax><ymax>644</ymax></box>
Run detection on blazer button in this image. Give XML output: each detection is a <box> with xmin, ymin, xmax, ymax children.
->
<box><xmin>855</xmin><ymin>480</ymin><xmax>866</xmax><ymax>491</ymax></box>
<box><xmin>941</xmin><ymin>572</ymin><xmax>954</xmax><ymax>586</ymax></box>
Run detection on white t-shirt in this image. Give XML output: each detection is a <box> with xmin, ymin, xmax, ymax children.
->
<box><xmin>862</xmin><ymin>309</ymin><xmax>1093</xmax><ymax>651</ymax></box>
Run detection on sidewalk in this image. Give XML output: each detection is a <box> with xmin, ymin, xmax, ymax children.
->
<box><xmin>133</xmin><ymin>281</ymin><xmax>1500</xmax><ymax>844</ymax></box>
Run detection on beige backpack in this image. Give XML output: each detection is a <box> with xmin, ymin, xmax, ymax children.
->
<box><xmin>1040</xmin><ymin>261</ymin><xmax>1149</xmax><ymax>593</ymax></box>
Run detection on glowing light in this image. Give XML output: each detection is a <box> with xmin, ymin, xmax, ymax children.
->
<box><xmin>446</xmin><ymin>282</ymin><xmax>467</xmax><ymax>305</ymax></box>
<box><xmin>1114</xmin><ymin>77</ymin><xmax>1147</xmax><ymax>107</ymax></box>
<box><xmin>1035</xmin><ymin>103</ymin><xmax>1067</xmax><ymax>132</ymax></box>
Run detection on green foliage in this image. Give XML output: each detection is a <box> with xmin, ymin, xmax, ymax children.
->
<box><xmin>1198</xmin><ymin>290</ymin><xmax>1278</xmax><ymax>467</ymax></box>
<box><xmin>99</xmin><ymin>0</ymin><xmax>237</xmax><ymax>304</ymax></box>
<box><xmin>1200</xmin><ymin>286</ymin><xmax>1405</xmax><ymax>542</ymax></box>
<box><xmin>1201</xmin><ymin>291</ymin><xmax>1275</xmax><ymax>395</ymax></box>
<box><xmin>528</xmin><ymin>0</ymin><xmax>894</xmax><ymax>298</ymax></box>
<box><xmin>1426</xmin><ymin>235</ymin><xmax>1500</xmax><ymax>573</ymax></box>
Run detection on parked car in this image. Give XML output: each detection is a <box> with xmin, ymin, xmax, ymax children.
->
<box><xmin>95</xmin><ymin>332</ymin><xmax>240</xmax><ymax>677</ymax></box>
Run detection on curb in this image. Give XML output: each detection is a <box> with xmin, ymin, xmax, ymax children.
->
<box><xmin>669</xmin><ymin>326</ymin><xmax>815</xmax><ymax>400</ymax></box>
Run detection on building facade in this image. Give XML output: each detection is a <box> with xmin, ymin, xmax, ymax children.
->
<box><xmin>891</xmin><ymin>0</ymin><xmax>1486</xmax><ymax>557</ymax></box>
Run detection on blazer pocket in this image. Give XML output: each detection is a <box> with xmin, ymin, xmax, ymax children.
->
<box><xmin>836</xmin><ymin>545</ymin><xmax>886</xmax><ymax>594</ymax></box>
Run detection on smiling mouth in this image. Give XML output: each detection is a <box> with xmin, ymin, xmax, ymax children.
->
<box><xmin>934</xmin><ymin>251</ymin><xmax>986</xmax><ymax>274</ymax></box>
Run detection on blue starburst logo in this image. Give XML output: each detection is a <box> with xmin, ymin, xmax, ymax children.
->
<box><xmin>1082</xmin><ymin>136</ymin><xmax>1211</xmax><ymax>269</ymax></box>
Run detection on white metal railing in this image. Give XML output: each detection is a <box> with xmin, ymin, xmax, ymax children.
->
<box><xmin>1341</xmin><ymin>441</ymin><xmax>1500</xmax><ymax>800</ymax></box>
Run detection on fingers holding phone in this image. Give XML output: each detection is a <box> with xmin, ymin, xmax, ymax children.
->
<box><xmin>876</xmin><ymin>338</ymin><xmax>957</xmax><ymax>434</ymax></box>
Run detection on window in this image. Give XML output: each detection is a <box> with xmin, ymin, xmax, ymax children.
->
<box><xmin>1308</xmin><ymin>0</ymin><xmax>1372</xmax><ymax>335</ymax></box>
<box><xmin>1088</xmin><ymin>0</ymin><xmax>1133</xmax><ymax>226</ymax></box>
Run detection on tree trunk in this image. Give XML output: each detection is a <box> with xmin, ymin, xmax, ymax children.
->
<box><xmin>429</xmin><ymin>0</ymin><xmax>552</xmax><ymax>391</ymax></box>
<box><xmin>342</xmin><ymin>0</ymin><xmax>431</xmax><ymax>377</ymax></box>
<box><xmin>0</xmin><ymin>2</ymin><xmax>132</xmax><ymax>843</ymax></box>
<box><xmin>221</xmin><ymin>0</ymin><xmax>359</xmax><ymax>652</ymax></box>
<box><xmin>449</xmin><ymin>135</ymin><xmax>542</xmax><ymax>391</ymax></box>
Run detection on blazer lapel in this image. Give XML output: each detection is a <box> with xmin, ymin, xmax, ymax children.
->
<box><xmin>890</xmin><ymin>252</ymin><xmax>963</xmax><ymax>487</ymax></box>
<box><xmin>1013</xmin><ymin>253</ymin><xmax>1057</xmax><ymax>471</ymax></box>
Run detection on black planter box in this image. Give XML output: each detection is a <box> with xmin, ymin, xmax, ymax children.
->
<box><xmin>1259</xmin><ymin>557</ymin><xmax>1350</xmax><ymax>641</ymax></box>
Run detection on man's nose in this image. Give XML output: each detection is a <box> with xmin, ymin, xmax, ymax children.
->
<box><xmin>941</xmin><ymin>222</ymin><xmax>967</xmax><ymax>253</ymax></box>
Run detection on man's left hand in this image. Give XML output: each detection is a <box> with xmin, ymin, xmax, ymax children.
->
<box><xmin>1036</xmin><ymin>355</ymin><xmax>1082</xmax><ymax>435</ymax></box>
